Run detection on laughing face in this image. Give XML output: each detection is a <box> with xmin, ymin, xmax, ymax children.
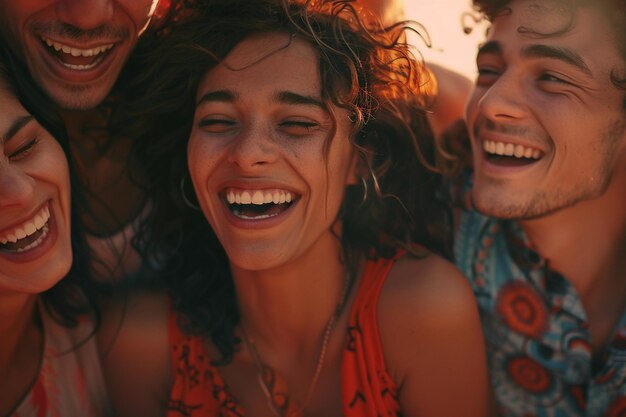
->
<box><xmin>0</xmin><ymin>80</ymin><xmax>72</xmax><ymax>294</ymax></box>
<box><xmin>465</xmin><ymin>0</ymin><xmax>626</xmax><ymax>219</ymax></box>
<box><xmin>0</xmin><ymin>0</ymin><xmax>159</xmax><ymax>110</ymax></box>
<box><xmin>188</xmin><ymin>32</ymin><xmax>356</xmax><ymax>272</ymax></box>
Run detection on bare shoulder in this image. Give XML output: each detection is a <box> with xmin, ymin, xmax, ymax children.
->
<box><xmin>98</xmin><ymin>290</ymin><xmax>171</xmax><ymax>417</ymax></box>
<box><xmin>378</xmin><ymin>252</ymin><xmax>493</xmax><ymax>417</ymax></box>
<box><xmin>379</xmin><ymin>251</ymin><xmax>475</xmax><ymax>321</ymax></box>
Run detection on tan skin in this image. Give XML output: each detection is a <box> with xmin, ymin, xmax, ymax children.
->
<box><xmin>0</xmin><ymin>0</ymin><xmax>159</xmax><ymax>237</ymax></box>
<box><xmin>465</xmin><ymin>0</ymin><xmax>626</xmax><ymax>354</ymax></box>
<box><xmin>101</xmin><ymin>33</ymin><xmax>490</xmax><ymax>417</ymax></box>
<box><xmin>0</xmin><ymin>81</ymin><xmax>73</xmax><ymax>415</ymax></box>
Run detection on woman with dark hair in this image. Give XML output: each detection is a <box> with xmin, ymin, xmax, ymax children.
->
<box><xmin>103</xmin><ymin>1</ymin><xmax>491</xmax><ymax>416</ymax></box>
<box><xmin>0</xmin><ymin>43</ymin><xmax>109</xmax><ymax>417</ymax></box>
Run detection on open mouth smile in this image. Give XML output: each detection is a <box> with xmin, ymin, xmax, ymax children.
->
<box><xmin>40</xmin><ymin>35</ymin><xmax>116</xmax><ymax>71</ymax></box>
<box><xmin>224</xmin><ymin>188</ymin><xmax>297</xmax><ymax>220</ymax></box>
<box><xmin>0</xmin><ymin>204</ymin><xmax>51</xmax><ymax>253</ymax></box>
<box><xmin>482</xmin><ymin>139</ymin><xmax>545</xmax><ymax>166</ymax></box>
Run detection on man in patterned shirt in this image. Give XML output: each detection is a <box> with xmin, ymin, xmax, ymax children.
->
<box><xmin>455</xmin><ymin>0</ymin><xmax>626</xmax><ymax>415</ymax></box>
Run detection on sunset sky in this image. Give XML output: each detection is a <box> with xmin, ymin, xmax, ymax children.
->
<box><xmin>405</xmin><ymin>0</ymin><xmax>487</xmax><ymax>80</ymax></box>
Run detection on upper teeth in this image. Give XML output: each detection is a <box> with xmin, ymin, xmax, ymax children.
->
<box><xmin>483</xmin><ymin>140</ymin><xmax>542</xmax><ymax>159</ymax></box>
<box><xmin>0</xmin><ymin>205</ymin><xmax>50</xmax><ymax>245</ymax></box>
<box><xmin>41</xmin><ymin>36</ymin><xmax>114</xmax><ymax>57</ymax></box>
<box><xmin>226</xmin><ymin>189</ymin><xmax>294</xmax><ymax>205</ymax></box>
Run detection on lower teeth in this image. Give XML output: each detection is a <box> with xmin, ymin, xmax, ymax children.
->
<box><xmin>234</xmin><ymin>212</ymin><xmax>279</xmax><ymax>220</ymax></box>
<box><xmin>60</xmin><ymin>55</ymin><xmax>103</xmax><ymax>70</ymax></box>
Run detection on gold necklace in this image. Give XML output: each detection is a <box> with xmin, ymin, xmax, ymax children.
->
<box><xmin>241</xmin><ymin>273</ymin><xmax>352</xmax><ymax>417</ymax></box>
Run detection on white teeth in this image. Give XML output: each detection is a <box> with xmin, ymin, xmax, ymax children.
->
<box><xmin>251</xmin><ymin>191</ymin><xmax>264</xmax><ymax>205</ymax></box>
<box><xmin>0</xmin><ymin>204</ymin><xmax>51</xmax><ymax>249</ymax></box>
<box><xmin>41</xmin><ymin>36</ymin><xmax>113</xmax><ymax>71</ymax></box>
<box><xmin>15</xmin><ymin>224</ymin><xmax>50</xmax><ymax>253</ymax></box>
<box><xmin>240</xmin><ymin>191</ymin><xmax>252</xmax><ymax>204</ymax></box>
<box><xmin>225</xmin><ymin>189</ymin><xmax>296</xmax><ymax>206</ymax></box>
<box><xmin>482</xmin><ymin>140</ymin><xmax>542</xmax><ymax>160</ymax></box>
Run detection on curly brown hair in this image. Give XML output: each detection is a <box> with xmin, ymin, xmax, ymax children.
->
<box><xmin>116</xmin><ymin>0</ymin><xmax>451</xmax><ymax>363</ymax></box>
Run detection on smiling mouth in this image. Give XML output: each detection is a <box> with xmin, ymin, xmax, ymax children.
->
<box><xmin>0</xmin><ymin>205</ymin><xmax>51</xmax><ymax>253</ymax></box>
<box><xmin>225</xmin><ymin>188</ymin><xmax>297</xmax><ymax>220</ymax></box>
<box><xmin>483</xmin><ymin>139</ymin><xmax>545</xmax><ymax>166</ymax></box>
<box><xmin>40</xmin><ymin>35</ymin><xmax>116</xmax><ymax>70</ymax></box>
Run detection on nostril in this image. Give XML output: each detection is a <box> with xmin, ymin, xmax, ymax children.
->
<box><xmin>56</xmin><ymin>1</ymin><xmax>115</xmax><ymax>30</ymax></box>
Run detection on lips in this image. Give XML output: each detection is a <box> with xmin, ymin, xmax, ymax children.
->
<box><xmin>35</xmin><ymin>33</ymin><xmax>122</xmax><ymax>83</ymax></box>
<box><xmin>224</xmin><ymin>188</ymin><xmax>297</xmax><ymax>220</ymax></box>
<box><xmin>40</xmin><ymin>35</ymin><xmax>115</xmax><ymax>70</ymax></box>
<box><xmin>0</xmin><ymin>203</ymin><xmax>51</xmax><ymax>254</ymax></box>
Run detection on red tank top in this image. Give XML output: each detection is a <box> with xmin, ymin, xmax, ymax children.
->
<box><xmin>167</xmin><ymin>256</ymin><xmax>401</xmax><ymax>416</ymax></box>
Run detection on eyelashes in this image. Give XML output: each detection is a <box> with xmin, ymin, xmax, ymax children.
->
<box><xmin>8</xmin><ymin>138</ymin><xmax>40</xmax><ymax>161</ymax></box>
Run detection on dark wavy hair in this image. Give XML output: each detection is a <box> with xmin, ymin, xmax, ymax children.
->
<box><xmin>118</xmin><ymin>0</ymin><xmax>452</xmax><ymax>363</ymax></box>
<box><xmin>0</xmin><ymin>41</ymin><xmax>99</xmax><ymax>327</ymax></box>
<box><xmin>472</xmin><ymin>0</ymin><xmax>626</xmax><ymax>95</ymax></box>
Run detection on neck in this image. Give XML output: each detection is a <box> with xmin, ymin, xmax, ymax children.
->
<box><xmin>232</xmin><ymin>232</ymin><xmax>352</xmax><ymax>352</ymax></box>
<box><xmin>520</xmin><ymin>169</ymin><xmax>626</xmax><ymax>303</ymax></box>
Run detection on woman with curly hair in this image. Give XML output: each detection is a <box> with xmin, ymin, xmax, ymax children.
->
<box><xmin>102</xmin><ymin>1</ymin><xmax>491</xmax><ymax>416</ymax></box>
<box><xmin>0</xmin><ymin>42</ymin><xmax>108</xmax><ymax>417</ymax></box>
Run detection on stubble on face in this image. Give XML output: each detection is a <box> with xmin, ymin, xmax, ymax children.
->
<box><xmin>474</xmin><ymin>117</ymin><xmax>626</xmax><ymax>219</ymax></box>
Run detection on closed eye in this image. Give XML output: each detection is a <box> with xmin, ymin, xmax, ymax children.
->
<box><xmin>198</xmin><ymin>118</ymin><xmax>237</xmax><ymax>133</ymax></box>
<box><xmin>476</xmin><ymin>67</ymin><xmax>501</xmax><ymax>86</ymax></box>
<box><xmin>8</xmin><ymin>138</ymin><xmax>39</xmax><ymax>161</ymax></box>
<box><xmin>278</xmin><ymin>120</ymin><xmax>319</xmax><ymax>137</ymax></box>
<box><xmin>538</xmin><ymin>73</ymin><xmax>570</xmax><ymax>84</ymax></box>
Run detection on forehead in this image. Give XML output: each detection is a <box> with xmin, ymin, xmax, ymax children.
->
<box><xmin>198</xmin><ymin>33</ymin><xmax>321</xmax><ymax>96</ymax></box>
<box><xmin>486</xmin><ymin>0</ymin><xmax>622</xmax><ymax>65</ymax></box>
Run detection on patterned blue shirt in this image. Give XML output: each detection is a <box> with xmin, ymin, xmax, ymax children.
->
<box><xmin>455</xmin><ymin>208</ymin><xmax>626</xmax><ymax>417</ymax></box>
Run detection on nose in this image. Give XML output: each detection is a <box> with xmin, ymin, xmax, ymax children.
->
<box><xmin>56</xmin><ymin>0</ymin><xmax>115</xmax><ymax>31</ymax></box>
<box><xmin>226</xmin><ymin>125</ymin><xmax>279</xmax><ymax>170</ymax></box>
<box><xmin>474</xmin><ymin>72</ymin><xmax>527</xmax><ymax>122</ymax></box>
<box><xmin>0</xmin><ymin>162</ymin><xmax>35</xmax><ymax>209</ymax></box>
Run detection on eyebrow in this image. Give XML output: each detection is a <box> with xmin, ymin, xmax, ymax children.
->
<box><xmin>476</xmin><ymin>40</ymin><xmax>502</xmax><ymax>58</ymax></box>
<box><xmin>196</xmin><ymin>89</ymin><xmax>325</xmax><ymax>110</ymax></box>
<box><xmin>196</xmin><ymin>90</ymin><xmax>238</xmax><ymax>106</ymax></box>
<box><xmin>2</xmin><ymin>115</ymin><xmax>34</xmax><ymax>144</ymax></box>
<box><xmin>522</xmin><ymin>44</ymin><xmax>592</xmax><ymax>76</ymax></box>
<box><xmin>275</xmin><ymin>91</ymin><xmax>324</xmax><ymax>109</ymax></box>
<box><xmin>476</xmin><ymin>40</ymin><xmax>592</xmax><ymax>76</ymax></box>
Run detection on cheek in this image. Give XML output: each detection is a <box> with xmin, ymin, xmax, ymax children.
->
<box><xmin>187</xmin><ymin>137</ymin><xmax>217</xmax><ymax>189</ymax></box>
<box><xmin>119</xmin><ymin>0</ymin><xmax>157</xmax><ymax>27</ymax></box>
<box><xmin>38</xmin><ymin>144</ymin><xmax>71</xmax><ymax>197</ymax></box>
<box><xmin>464</xmin><ymin>90</ymin><xmax>481</xmax><ymax>126</ymax></box>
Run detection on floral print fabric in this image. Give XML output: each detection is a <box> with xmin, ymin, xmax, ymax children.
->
<box><xmin>167</xmin><ymin>255</ymin><xmax>402</xmax><ymax>417</ymax></box>
<box><xmin>455</xmin><ymin>207</ymin><xmax>626</xmax><ymax>417</ymax></box>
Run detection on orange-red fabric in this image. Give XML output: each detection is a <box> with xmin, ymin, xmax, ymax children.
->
<box><xmin>167</xmin><ymin>256</ymin><xmax>401</xmax><ymax>416</ymax></box>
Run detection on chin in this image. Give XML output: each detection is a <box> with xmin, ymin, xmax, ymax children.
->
<box><xmin>40</xmin><ymin>78</ymin><xmax>116</xmax><ymax>111</ymax></box>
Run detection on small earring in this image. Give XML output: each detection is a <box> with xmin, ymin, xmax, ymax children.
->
<box><xmin>180</xmin><ymin>175</ymin><xmax>200</xmax><ymax>211</ymax></box>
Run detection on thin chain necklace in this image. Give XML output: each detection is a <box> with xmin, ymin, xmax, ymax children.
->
<box><xmin>240</xmin><ymin>272</ymin><xmax>352</xmax><ymax>417</ymax></box>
